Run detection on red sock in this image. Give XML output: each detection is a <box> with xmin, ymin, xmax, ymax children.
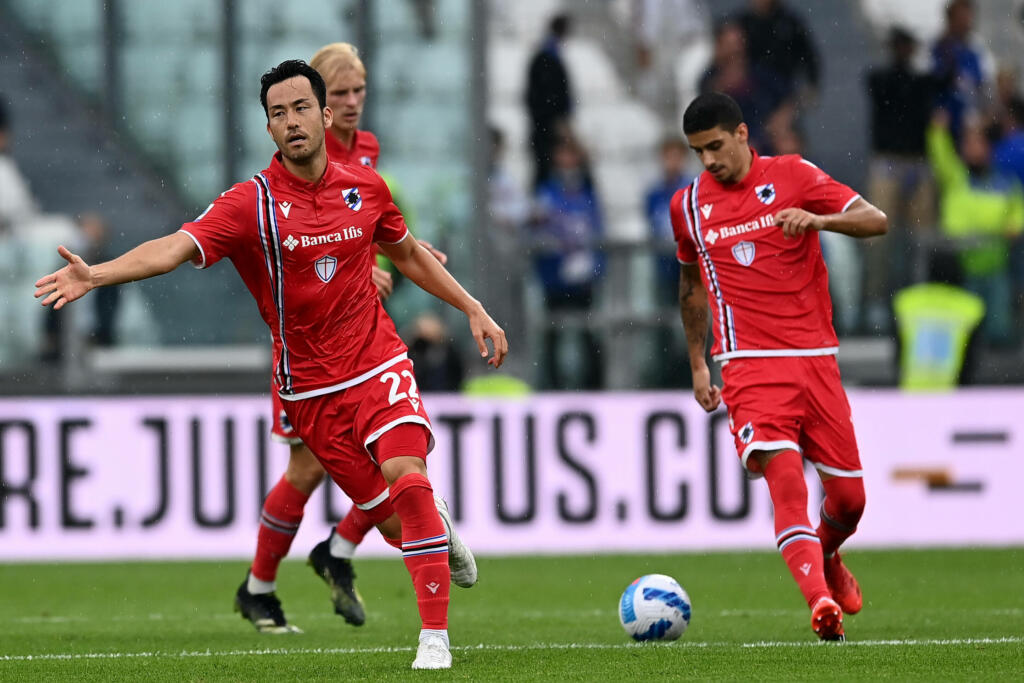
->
<box><xmin>335</xmin><ymin>505</ymin><xmax>375</xmax><ymax>545</ymax></box>
<box><xmin>251</xmin><ymin>476</ymin><xmax>310</xmax><ymax>582</ymax></box>
<box><xmin>763</xmin><ymin>451</ymin><xmax>830</xmax><ymax>607</ymax></box>
<box><xmin>390</xmin><ymin>473</ymin><xmax>450</xmax><ymax>629</ymax></box>
<box><xmin>816</xmin><ymin>476</ymin><xmax>866</xmax><ymax>557</ymax></box>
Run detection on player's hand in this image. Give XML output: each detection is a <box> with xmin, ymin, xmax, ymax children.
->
<box><xmin>775</xmin><ymin>208</ymin><xmax>823</xmax><ymax>239</ymax></box>
<box><xmin>692</xmin><ymin>364</ymin><xmax>722</xmax><ymax>413</ymax></box>
<box><xmin>417</xmin><ymin>239</ymin><xmax>448</xmax><ymax>266</ymax></box>
<box><xmin>468</xmin><ymin>306</ymin><xmax>508</xmax><ymax>369</ymax></box>
<box><xmin>34</xmin><ymin>245</ymin><xmax>94</xmax><ymax>310</ymax></box>
<box><xmin>371</xmin><ymin>264</ymin><xmax>394</xmax><ymax>300</ymax></box>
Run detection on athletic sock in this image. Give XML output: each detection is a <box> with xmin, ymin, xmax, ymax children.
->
<box><xmin>763</xmin><ymin>450</ymin><xmax>831</xmax><ymax>607</ymax></box>
<box><xmin>251</xmin><ymin>475</ymin><xmax>310</xmax><ymax>584</ymax></box>
<box><xmin>329</xmin><ymin>529</ymin><xmax>358</xmax><ymax>559</ymax></box>
<box><xmin>335</xmin><ymin>505</ymin><xmax>375</xmax><ymax>547</ymax></box>
<box><xmin>419</xmin><ymin>628</ymin><xmax>449</xmax><ymax>647</ymax></box>
<box><xmin>390</xmin><ymin>473</ymin><xmax>450</xmax><ymax>630</ymax></box>
<box><xmin>816</xmin><ymin>476</ymin><xmax>866</xmax><ymax>557</ymax></box>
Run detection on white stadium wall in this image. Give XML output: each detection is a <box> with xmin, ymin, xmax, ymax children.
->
<box><xmin>0</xmin><ymin>390</ymin><xmax>1020</xmax><ymax>560</ymax></box>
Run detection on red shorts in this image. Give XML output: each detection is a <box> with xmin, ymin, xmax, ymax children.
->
<box><xmin>720</xmin><ymin>355</ymin><xmax>862</xmax><ymax>479</ymax></box>
<box><xmin>279</xmin><ymin>358</ymin><xmax>434</xmax><ymax>508</ymax></box>
<box><xmin>270</xmin><ymin>388</ymin><xmax>303</xmax><ymax>445</ymax></box>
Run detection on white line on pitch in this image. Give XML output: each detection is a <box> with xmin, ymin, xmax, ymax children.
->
<box><xmin>2</xmin><ymin>637</ymin><xmax>1022</xmax><ymax>662</ymax></box>
<box><xmin>12</xmin><ymin>607</ymin><xmax>1023</xmax><ymax>625</ymax></box>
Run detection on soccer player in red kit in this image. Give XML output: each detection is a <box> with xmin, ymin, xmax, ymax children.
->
<box><xmin>670</xmin><ymin>93</ymin><xmax>887</xmax><ymax>641</ymax></box>
<box><xmin>35</xmin><ymin>59</ymin><xmax>507</xmax><ymax>670</ymax></box>
<box><xmin>249</xmin><ymin>42</ymin><xmax>468</xmax><ymax>636</ymax></box>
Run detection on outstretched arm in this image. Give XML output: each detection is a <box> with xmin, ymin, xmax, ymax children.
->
<box><xmin>35</xmin><ymin>232</ymin><xmax>198</xmax><ymax>309</ymax></box>
<box><xmin>679</xmin><ymin>263</ymin><xmax>720</xmax><ymax>412</ymax></box>
<box><xmin>775</xmin><ymin>197</ymin><xmax>888</xmax><ymax>240</ymax></box>
<box><xmin>378</xmin><ymin>234</ymin><xmax>508</xmax><ymax>368</ymax></box>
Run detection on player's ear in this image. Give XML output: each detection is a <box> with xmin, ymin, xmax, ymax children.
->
<box><xmin>323</xmin><ymin>105</ymin><xmax>333</xmax><ymax>130</ymax></box>
<box><xmin>735</xmin><ymin>122</ymin><xmax>749</xmax><ymax>144</ymax></box>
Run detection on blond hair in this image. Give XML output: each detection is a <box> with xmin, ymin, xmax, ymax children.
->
<box><xmin>310</xmin><ymin>42</ymin><xmax>367</xmax><ymax>82</ymax></box>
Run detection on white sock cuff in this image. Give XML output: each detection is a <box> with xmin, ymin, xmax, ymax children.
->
<box><xmin>420</xmin><ymin>628</ymin><xmax>449</xmax><ymax>647</ymax></box>
<box><xmin>247</xmin><ymin>573</ymin><xmax>276</xmax><ymax>595</ymax></box>
<box><xmin>329</xmin><ymin>530</ymin><xmax>358</xmax><ymax>559</ymax></box>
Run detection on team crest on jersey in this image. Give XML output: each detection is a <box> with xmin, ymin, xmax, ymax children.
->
<box><xmin>739</xmin><ymin>422</ymin><xmax>755</xmax><ymax>444</ymax></box>
<box><xmin>359</xmin><ymin>156</ymin><xmax>372</xmax><ymax>166</ymax></box>
<box><xmin>732</xmin><ymin>240</ymin><xmax>756</xmax><ymax>266</ymax></box>
<box><xmin>342</xmin><ymin>187</ymin><xmax>362</xmax><ymax>211</ymax></box>
<box><xmin>315</xmin><ymin>255</ymin><xmax>338</xmax><ymax>283</ymax></box>
<box><xmin>754</xmin><ymin>183</ymin><xmax>776</xmax><ymax>205</ymax></box>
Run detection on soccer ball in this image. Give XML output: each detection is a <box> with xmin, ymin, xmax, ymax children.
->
<box><xmin>618</xmin><ymin>574</ymin><xmax>692</xmax><ymax>641</ymax></box>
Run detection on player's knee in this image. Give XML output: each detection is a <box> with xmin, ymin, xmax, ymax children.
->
<box><xmin>825</xmin><ymin>476</ymin><xmax>865</xmax><ymax>523</ymax></box>
<box><xmin>285</xmin><ymin>445</ymin><xmax>326</xmax><ymax>493</ymax></box>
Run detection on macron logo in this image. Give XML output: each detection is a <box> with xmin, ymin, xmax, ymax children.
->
<box><xmin>426</xmin><ymin>581</ymin><xmax>440</xmax><ymax>594</ymax></box>
<box><xmin>799</xmin><ymin>563</ymin><xmax>812</xmax><ymax>576</ymax></box>
<box><xmin>279</xmin><ymin>201</ymin><xmax>292</xmax><ymax>218</ymax></box>
<box><xmin>704</xmin><ymin>228</ymin><xmax>719</xmax><ymax>245</ymax></box>
<box><xmin>701</xmin><ymin>204</ymin><xmax>713</xmax><ymax>219</ymax></box>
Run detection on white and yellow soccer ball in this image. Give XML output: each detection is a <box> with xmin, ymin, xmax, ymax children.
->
<box><xmin>618</xmin><ymin>574</ymin><xmax>692</xmax><ymax>641</ymax></box>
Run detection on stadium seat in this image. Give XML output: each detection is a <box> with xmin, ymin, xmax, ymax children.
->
<box><xmin>562</xmin><ymin>39</ymin><xmax>624</xmax><ymax>105</ymax></box>
<box><xmin>488</xmin><ymin>40</ymin><xmax>530</xmax><ymax>104</ymax></box>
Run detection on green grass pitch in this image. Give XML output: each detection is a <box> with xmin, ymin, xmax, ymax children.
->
<box><xmin>1</xmin><ymin>548</ymin><xmax>1021</xmax><ymax>680</ymax></box>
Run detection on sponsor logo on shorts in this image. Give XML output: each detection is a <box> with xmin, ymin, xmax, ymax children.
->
<box><xmin>739</xmin><ymin>422</ymin><xmax>755</xmax><ymax>444</ymax></box>
<box><xmin>278</xmin><ymin>409</ymin><xmax>294</xmax><ymax>435</ymax></box>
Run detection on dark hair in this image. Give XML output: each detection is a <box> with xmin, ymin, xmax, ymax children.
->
<box><xmin>0</xmin><ymin>95</ymin><xmax>9</xmax><ymax>132</ymax></box>
<box><xmin>683</xmin><ymin>92</ymin><xmax>744</xmax><ymax>135</ymax></box>
<box><xmin>259</xmin><ymin>59</ymin><xmax>327</xmax><ymax>116</ymax></box>
<box><xmin>550</xmin><ymin>13</ymin><xmax>571</xmax><ymax>38</ymax></box>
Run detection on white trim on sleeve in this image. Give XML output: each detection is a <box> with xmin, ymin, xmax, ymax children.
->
<box><xmin>178</xmin><ymin>229</ymin><xmax>207</xmax><ymax>269</ymax></box>
<box><xmin>841</xmin><ymin>194</ymin><xmax>861</xmax><ymax>213</ymax></box>
<box><xmin>378</xmin><ymin>229</ymin><xmax>410</xmax><ymax>245</ymax></box>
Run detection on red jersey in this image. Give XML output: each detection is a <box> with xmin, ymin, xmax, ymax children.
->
<box><xmin>670</xmin><ymin>151</ymin><xmax>859</xmax><ymax>361</ymax></box>
<box><xmin>180</xmin><ymin>152</ymin><xmax>409</xmax><ymax>399</ymax></box>
<box><xmin>325</xmin><ymin>128</ymin><xmax>379</xmax><ymax>168</ymax></box>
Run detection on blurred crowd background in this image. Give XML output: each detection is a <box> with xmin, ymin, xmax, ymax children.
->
<box><xmin>2</xmin><ymin>0</ymin><xmax>1023</xmax><ymax>395</ymax></box>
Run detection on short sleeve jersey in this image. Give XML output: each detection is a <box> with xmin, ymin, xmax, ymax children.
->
<box><xmin>180</xmin><ymin>152</ymin><xmax>409</xmax><ymax>399</ymax></box>
<box><xmin>325</xmin><ymin>128</ymin><xmax>380</xmax><ymax>169</ymax></box>
<box><xmin>670</xmin><ymin>150</ymin><xmax>859</xmax><ymax>361</ymax></box>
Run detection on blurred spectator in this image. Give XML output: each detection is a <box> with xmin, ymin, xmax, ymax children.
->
<box><xmin>487</xmin><ymin>125</ymin><xmax>530</xmax><ymax>361</ymax></box>
<box><xmin>995</xmin><ymin>99</ymin><xmax>1024</xmax><ymax>187</ymax></box>
<box><xmin>645</xmin><ymin>135</ymin><xmax>691</xmax><ymax>307</ymax></box>
<box><xmin>40</xmin><ymin>213</ymin><xmax>121</xmax><ymax>361</ymax></box>
<box><xmin>991</xmin><ymin>64</ymin><xmax>1022</xmax><ymax>136</ymax></box>
<box><xmin>78</xmin><ymin>213</ymin><xmax>120</xmax><ymax>346</ymax></box>
<box><xmin>629</xmin><ymin>0</ymin><xmax>710</xmax><ymax>124</ymax></box>
<box><xmin>930</xmin><ymin>0</ymin><xmax>995</xmax><ymax>140</ymax></box>
<box><xmin>532</xmin><ymin>135</ymin><xmax>604</xmax><ymax>390</ymax></box>
<box><xmin>405</xmin><ymin>313</ymin><xmax>464</xmax><ymax>392</ymax></box>
<box><xmin>862</xmin><ymin>27</ymin><xmax>941</xmax><ymax>332</ymax></box>
<box><xmin>643</xmin><ymin>135</ymin><xmax>691</xmax><ymax>387</ymax></box>
<box><xmin>699</xmin><ymin>20</ymin><xmax>793</xmax><ymax>153</ymax></box>
<box><xmin>734</xmin><ymin>0</ymin><xmax>820</xmax><ymax>102</ymax></box>
<box><xmin>525</xmin><ymin>13</ymin><xmax>574</xmax><ymax>188</ymax></box>
<box><xmin>927</xmin><ymin>110</ymin><xmax>1024</xmax><ymax>347</ymax></box>
<box><xmin>0</xmin><ymin>95</ymin><xmax>39</xmax><ymax>231</ymax></box>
